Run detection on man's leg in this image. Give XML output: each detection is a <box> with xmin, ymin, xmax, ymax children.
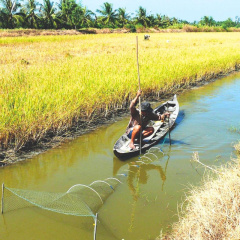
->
<box><xmin>129</xmin><ymin>125</ymin><xmax>141</xmax><ymax>149</ymax></box>
<box><xmin>142</xmin><ymin>127</ymin><xmax>154</xmax><ymax>138</ymax></box>
<box><xmin>129</xmin><ymin>126</ymin><xmax>154</xmax><ymax>149</ymax></box>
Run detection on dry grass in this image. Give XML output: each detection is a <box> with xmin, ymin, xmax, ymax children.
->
<box><xmin>0</xmin><ymin>29</ymin><xmax>83</xmax><ymax>37</ymax></box>
<box><xmin>160</xmin><ymin>143</ymin><xmax>240</xmax><ymax>240</ymax></box>
<box><xmin>234</xmin><ymin>141</ymin><xmax>240</xmax><ymax>154</ymax></box>
<box><xmin>0</xmin><ymin>28</ymin><xmax>132</xmax><ymax>37</ymax></box>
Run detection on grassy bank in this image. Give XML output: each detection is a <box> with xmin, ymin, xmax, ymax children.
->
<box><xmin>159</xmin><ymin>141</ymin><xmax>240</xmax><ymax>239</ymax></box>
<box><xmin>1</xmin><ymin>32</ymin><xmax>240</xmax><ymax>152</ymax></box>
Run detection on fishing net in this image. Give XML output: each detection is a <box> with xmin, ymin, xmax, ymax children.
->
<box><xmin>2</xmin><ymin>178</ymin><xmax>122</xmax><ymax>218</ymax></box>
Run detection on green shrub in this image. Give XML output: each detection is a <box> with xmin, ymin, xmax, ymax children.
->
<box><xmin>124</xmin><ymin>24</ymin><xmax>136</xmax><ymax>32</ymax></box>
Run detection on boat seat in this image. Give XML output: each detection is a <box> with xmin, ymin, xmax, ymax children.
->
<box><xmin>167</xmin><ymin>106</ymin><xmax>176</xmax><ymax>112</ymax></box>
<box><xmin>167</xmin><ymin>101</ymin><xmax>176</xmax><ymax>105</ymax></box>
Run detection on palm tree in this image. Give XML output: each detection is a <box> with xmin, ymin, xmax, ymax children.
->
<box><xmin>21</xmin><ymin>0</ymin><xmax>40</xmax><ymax>28</ymax></box>
<box><xmin>59</xmin><ymin>0</ymin><xmax>93</xmax><ymax>29</ymax></box>
<box><xmin>200</xmin><ymin>16</ymin><xmax>215</xmax><ymax>27</ymax></box>
<box><xmin>0</xmin><ymin>8</ymin><xmax>9</xmax><ymax>28</ymax></box>
<box><xmin>135</xmin><ymin>6</ymin><xmax>150</xmax><ymax>27</ymax></box>
<box><xmin>117</xmin><ymin>8</ymin><xmax>129</xmax><ymax>27</ymax></box>
<box><xmin>147</xmin><ymin>14</ymin><xmax>155</xmax><ymax>27</ymax></box>
<box><xmin>78</xmin><ymin>7</ymin><xmax>94</xmax><ymax>28</ymax></box>
<box><xmin>58</xmin><ymin>0</ymin><xmax>78</xmax><ymax>28</ymax></box>
<box><xmin>39</xmin><ymin>0</ymin><xmax>59</xmax><ymax>28</ymax></box>
<box><xmin>161</xmin><ymin>15</ymin><xmax>171</xmax><ymax>28</ymax></box>
<box><xmin>208</xmin><ymin>16</ymin><xmax>215</xmax><ymax>26</ymax></box>
<box><xmin>0</xmin><ymin>0</ymin><xmax>24</xmax><ymax>28</ymax></box>
<box><xmin>154</xmin><ymin>14</ymin><xmax>162</xmax><ymax>27</ymax></box>
<box><xmin>96</xmin><ymin>2</ymin><xmax>117</xmax><ymax>27</ymax></box>
<box><xmin>171</xmin><ymin>17</ymin><xmax>178</xmax><ymax>25</ymax></box>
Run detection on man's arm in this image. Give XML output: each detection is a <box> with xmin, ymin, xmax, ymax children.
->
<box><xmin>159</xmin><ymin>112</ymin><xmax>170</xmax><ymax>121</ymax></box>
<box><xmin>150</xmin><ymin>112</ymin><xmax>170</xmax><ymax>121</ymax></box>
<box><xmin>130</xmin><ymin>90</ymin><xmax>141</xmax><ymax>115</ymax></box>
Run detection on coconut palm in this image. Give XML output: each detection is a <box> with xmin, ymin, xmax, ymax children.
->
<box><xmin>21</xmin><ymin>0</ymin><xmax>40</xmax><ymax>28</ymax></box>
<box><xmin>161</xmin><ymin>15</ymin><xmax>171</xmax><ymax>28</ymax></box>
<box><xmin>154</xmin><ymin>14</ymin><xmax>162</xmax><ymax>27</ymax></box>
<box><xmin>147</xmin><ymin>14</ymin><xmax>155</xmax><ymax>27</ymax></box>
<box><xmin>0</xmin><ymin>0</ymin><xmax>24</xmax><ymax>28</ymax></box>
<box><xmin>171</xmin><ymin>17</ymin><xmax>178</xmax><ymax>25</ymax></box>
<box><xmin>117</xmin><ymin>8</ymin><xmax>130</xmax><ymax>27</ymax></box>
<box><xmin>39</xmin><ymin>0</ymin><xmax>59</xmax><ymax>28</ymax></box>
<box><xmin>70</xmin><ymin>4</ymin><xmax>85</xmax><ymax>29</ymax></box>
<box><xmin>96</xmin><ymin>2</ymin><xmax>117</xmax><ymax>27</ymax></box>
<box><xmin>58</xmin><ymin>0</ymin><xmax>78</xmax><ymax>28</ymax></box>
<box><xmin>200</xmin><ymin>16</ymin><xmax>215</xmax><ymax>26</ymax></box>
<box><xmin>0</xmin><ymin>8</ymin><xmax>9</xmax><ymax>28</ymax></box>
<box><xmin>78</xmin><ymin>7</ymin><xmax>94</xmax><ymax>28</ymax></box>
<box><xmin>135</xmin><ymin>6</ymin><xmax>150</xmax><ymax>27</ymax></box>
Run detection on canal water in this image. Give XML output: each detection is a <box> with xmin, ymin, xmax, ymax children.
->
<box><xmin>0</xmin><ymin>72</ymin><xmax>240</xmax><ymax>240</ymax></box>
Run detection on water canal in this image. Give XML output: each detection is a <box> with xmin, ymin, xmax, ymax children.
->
<box><xmin>0</xmin><ymin>72</ymin><xmax>240</xmax><ymax>240</ymax></box>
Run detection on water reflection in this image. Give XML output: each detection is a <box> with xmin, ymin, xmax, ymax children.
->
<box><xmin>113</xmin><ymin>149</ymin><xmax>170</xmax><ymax>197</ymax></box>
<box><xmin>112</xmin><ymin>150</ymin><xmax>171</xmax><ymax>233</ymax></box>
<box><xmin>127</xmin><ymin>158</ymin><xmax>168</xmax><ymax>199</ymax></box>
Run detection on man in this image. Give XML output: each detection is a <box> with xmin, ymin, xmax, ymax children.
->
<box><xmin>126</xmin><ymin>90</ymin><xmax>169</xmax><ymax>149</ymax></box>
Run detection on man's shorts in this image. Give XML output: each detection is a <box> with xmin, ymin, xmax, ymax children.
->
<box><xmin>127</xmin><ymin>128</ymin><xmax>134</xmax><ymax>138</ymax></box>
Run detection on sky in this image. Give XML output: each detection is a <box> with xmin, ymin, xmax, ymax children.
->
<box><xmin>81</xmin><ymin>0</ymin><xmax>240</xmax><ymax>22</ymax></box>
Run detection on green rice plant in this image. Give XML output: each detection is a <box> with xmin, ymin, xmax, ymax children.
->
<box><xmin>1</xmin><ymin>32</ymin><xmax>240</xmax><ymax>150</ymax></box>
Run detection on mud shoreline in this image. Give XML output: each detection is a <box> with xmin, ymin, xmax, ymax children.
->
<box><xmin>0</xmin><ymin>69</ymin><xmax>235</xmax><ymax>167</ymax></box>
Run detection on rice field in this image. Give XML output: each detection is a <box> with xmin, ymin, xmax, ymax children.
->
<box><xmin>1</xmin><ymin>32</ymin><xmax>240</xmax><ymax>150</ymax></box>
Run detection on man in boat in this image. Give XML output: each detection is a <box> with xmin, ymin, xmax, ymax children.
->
<box><xmin>127</xmin><ymin>90</ymin><xmax>170</xmax><ymax>149</ymax></box>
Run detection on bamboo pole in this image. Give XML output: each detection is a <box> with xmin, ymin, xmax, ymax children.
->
<box><xmin>1</xmin><ymin>183</ymin><xmax>4</xmax><ymax>214</ymax></box>
<box><xmin>167</xmin><ymin>102</ymin><xmax>171</xmax><ymax>145</ymax></box>
<box><xmin>136</xmin><ymin>36</ymin><xmax>142</xmax><ymax>155</ymax></box>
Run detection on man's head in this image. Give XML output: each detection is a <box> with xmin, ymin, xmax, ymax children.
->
<box><xmin>140</xmin><ymin>102</ymin><xmax>153</xmax><ymax>116</ymax></box>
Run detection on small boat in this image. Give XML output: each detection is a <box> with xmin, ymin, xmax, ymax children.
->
<box><xmin>113</xmin><ymin>95</ymin><xmax>179</xmax><ymax>159</ymax></box>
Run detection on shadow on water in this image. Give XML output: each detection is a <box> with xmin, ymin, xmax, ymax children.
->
<box><xmin>161</xmin><ymin>138</ymin><xmax>190</xmax><ymax>145</ymax></box>
<box><xmin>155</xmin><ymin>110</ymin><xmax>189</xmax><ymax>146</ymax></box>
<box><xmin>175</xmin><ymin>110</ymin><xmax>185</xmax><ymax>126</ymax></box>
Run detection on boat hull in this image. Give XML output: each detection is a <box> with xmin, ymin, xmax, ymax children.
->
<box><xmin>113</xmin><ymin>95</ymin><xmax>179</xmax><ymax>160</ymax></box>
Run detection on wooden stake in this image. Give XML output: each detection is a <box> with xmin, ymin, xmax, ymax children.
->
<box><xmin>94</xmin><ymin>213</ymin><xmax>98</xmax><ymax>240</ymax></box>
<box><xmin>1</xmin><ymin>183</ymin><xmax>4</xmax><ymax>214</ymax></box>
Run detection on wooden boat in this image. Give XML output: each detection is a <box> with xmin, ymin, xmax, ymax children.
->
<box><xmin>113</xmin><ymin>95</ymin><xmax>179</xmax><ymax>159</ymax></box>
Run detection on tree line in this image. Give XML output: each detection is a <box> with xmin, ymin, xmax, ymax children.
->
<box><xmin>0</xmin><ymin>0</ymin><xmax>239</xmax><ymax>30</ymax></box>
